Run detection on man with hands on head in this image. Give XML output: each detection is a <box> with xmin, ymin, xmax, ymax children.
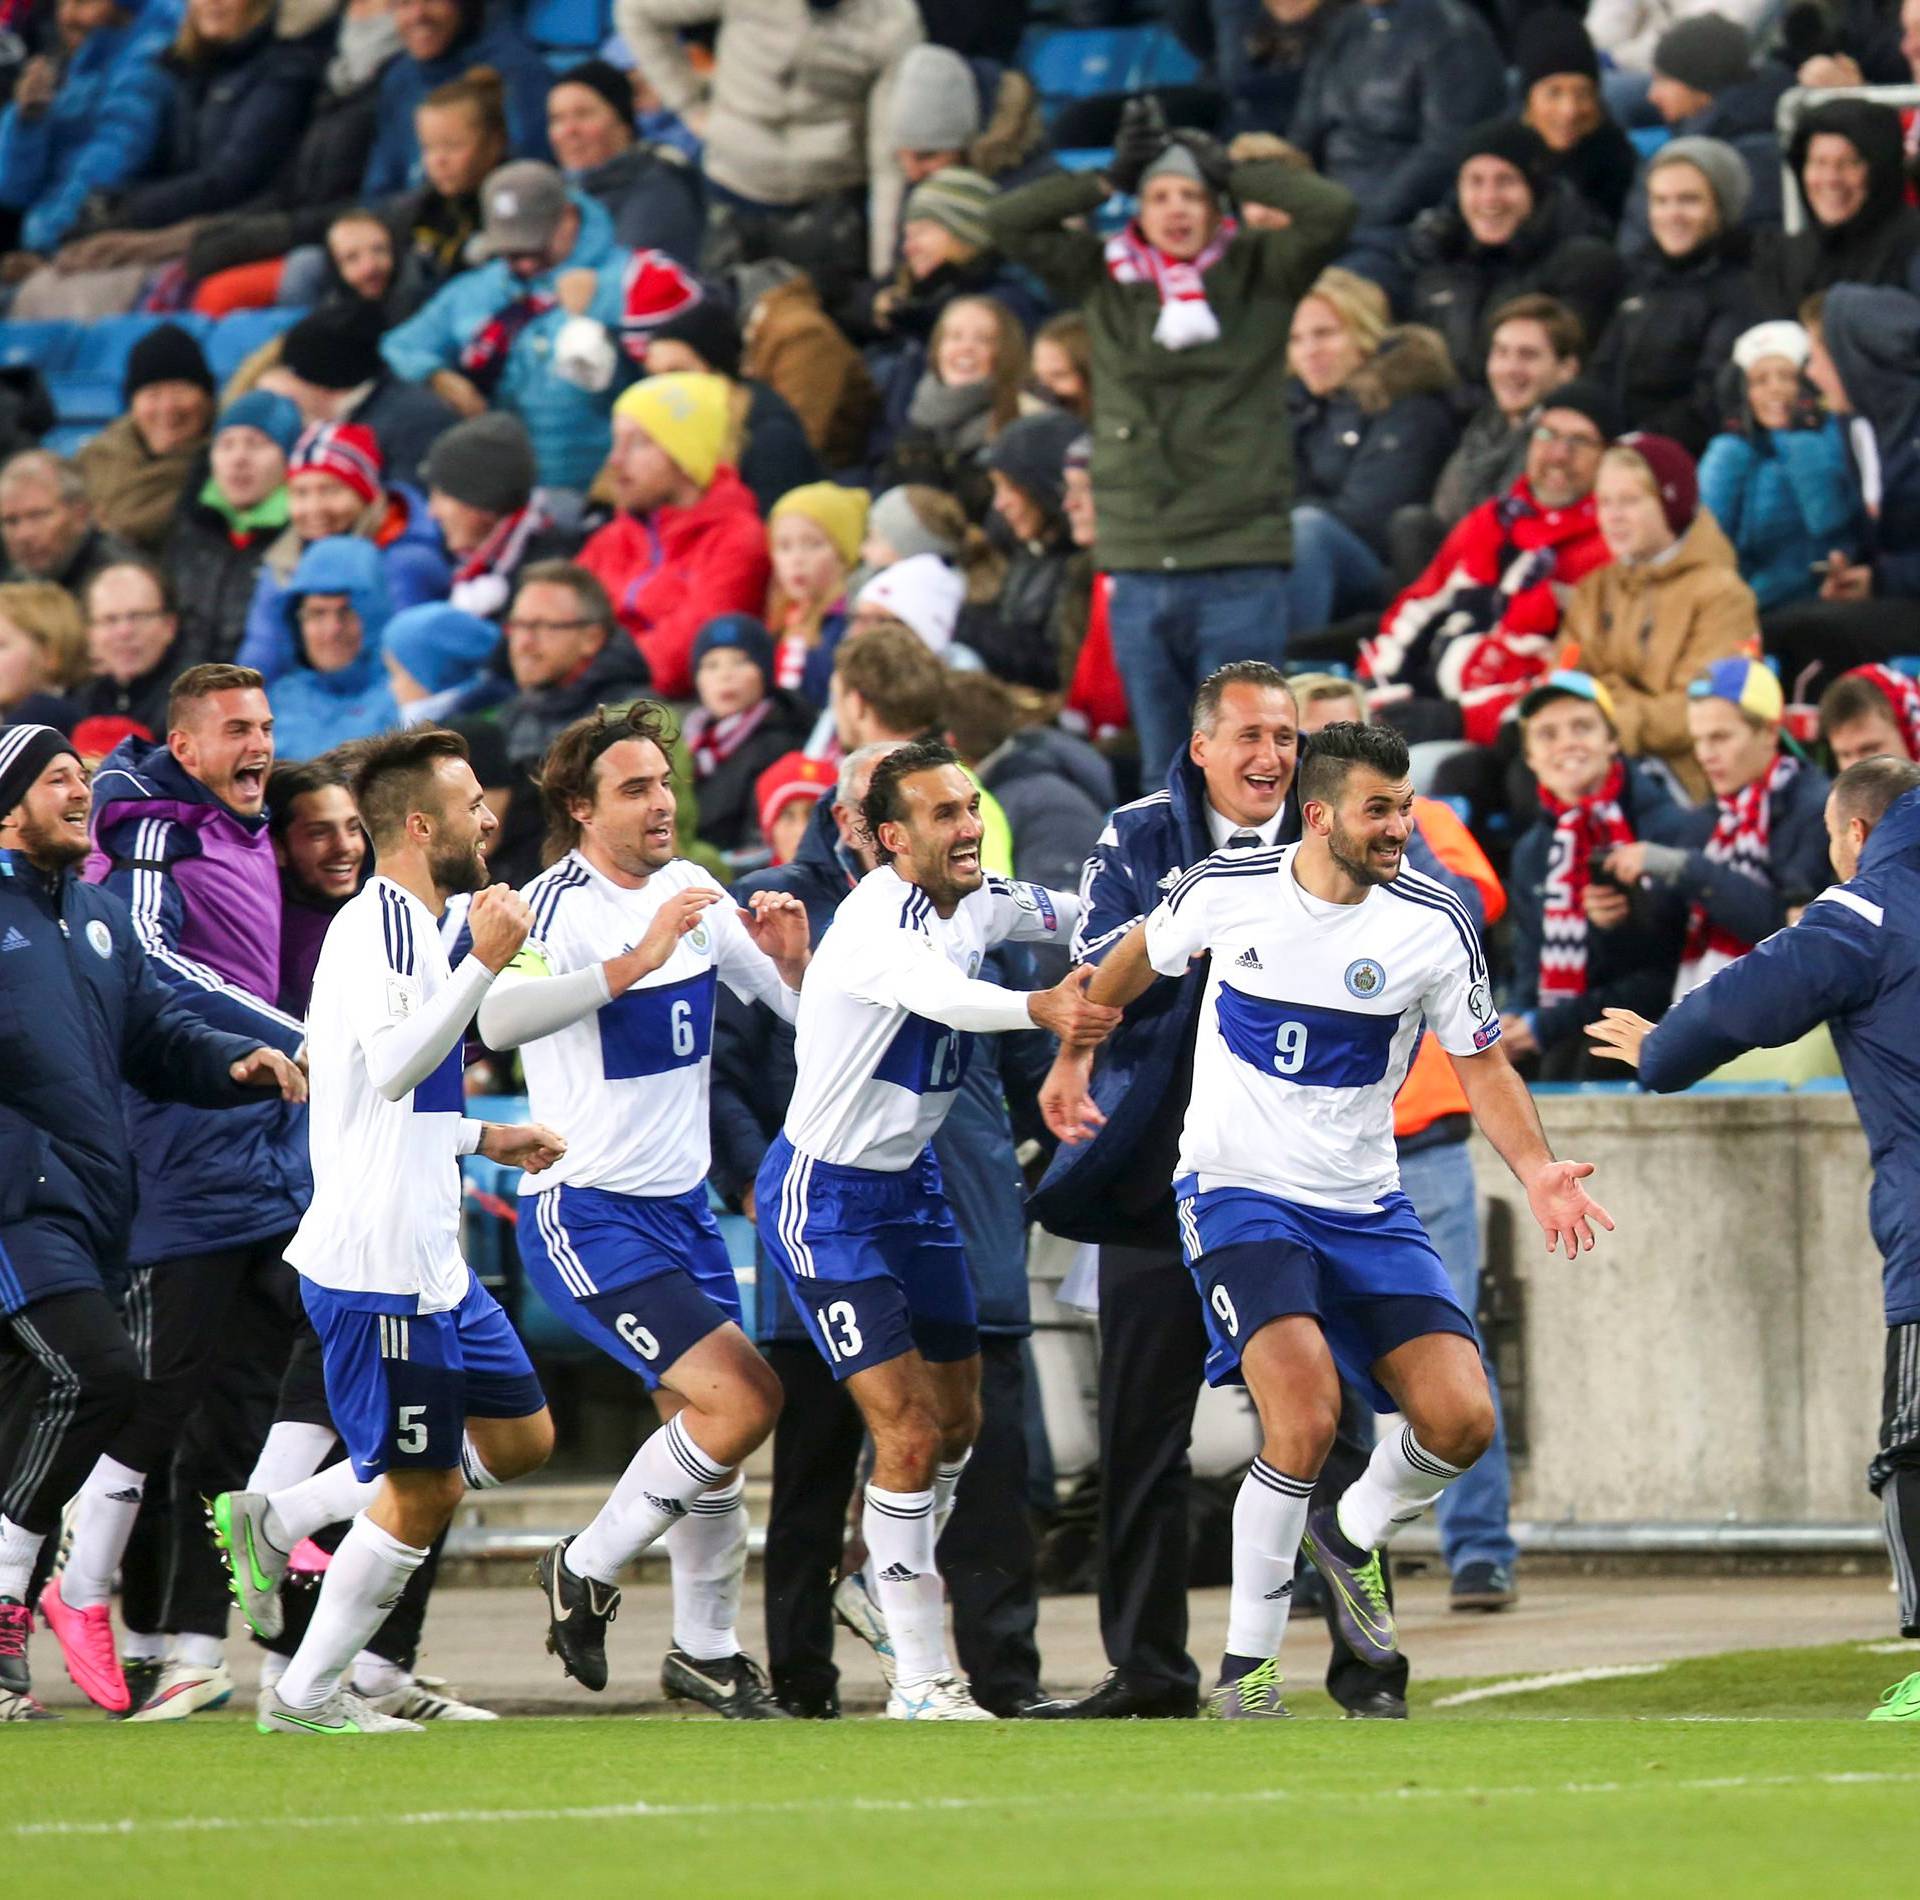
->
<box><xmin>0</xmin><ymin>724</ymin><xmax>304</xmax><ymax>1722</ymax></box>
<box><xmin>477</xmin><ymin>702</ymin><xmax>810</xmax><ymax>1718</ymax></box>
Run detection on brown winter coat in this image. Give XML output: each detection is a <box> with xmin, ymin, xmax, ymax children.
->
<box><xmin>1561</xmin><ymin>509</ymin><xmax>1760</xmax><ymax>800</ymax></box>
<box><xmin>75</xmin><ymin>415</ymin><xmax>207</xmax><ymax>555</ymax></box>
<box><xmin>741</xmin><ymin>273</ymin><xmax>878</xmax><ymax>469</ymax></box>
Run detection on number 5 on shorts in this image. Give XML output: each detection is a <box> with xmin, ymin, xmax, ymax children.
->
<box><xmin>396</xmin><ymin>1404</ymin><xmax>428</xmax><ymax>1455</ymax></box>
<box><xmin>1210</xmin><ymin>1284</ymin><xmax>1240</xmax><ymax>1338</ymax></box>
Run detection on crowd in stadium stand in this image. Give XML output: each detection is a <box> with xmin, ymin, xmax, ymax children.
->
<box><xmin>4</xmin><ymin>0</ymin><xmax>1920</xmax><ymax>1717</ymax></box>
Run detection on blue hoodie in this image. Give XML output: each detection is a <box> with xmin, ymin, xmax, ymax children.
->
<box><xmin>1643</xmin><ymin>787</ymin><xmax>1920</xmax><ymax>1324</ymax></box>
<box><xmin>267</xmin><ymin>537</ymin><xmax>400</xmax><ymax>761</ymax></box>
<box><xmin>0</xmin><ymin>4</ymin><xmax>177</xmax><ymax>253</ymax></box>
<box><xmin>380</xmin><ymin>191</ymin><xmax>634</xmax><ymax>491</ymax></box>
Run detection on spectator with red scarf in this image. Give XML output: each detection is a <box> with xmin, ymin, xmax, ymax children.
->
<box><xmin>1602</xmin><ymin>658</ymin><xmax>1832</xmax><ymax>1001</ymax></box>
<box><xmin>1500</xmin><ymin>671</ymin><xmax>1689</xmax><ymax>1077</ymax></box>
<box><xmin>682</xmin><ymin>614</ymin><xmax>816</xmax><ymax>854</ymax></box>
<box><xmin>576</xmin><ymin>373</ymin><xmax>770</xmax><ymax>698</ymax></box>
<box><xmin>1821</xmin><ymin>664</ymin><xmax>1920</xmax><ymax>770</ymax></box>
<box><xmin>1361</xmin><ymin>381</ymin><xmax>1616</xmax><ymax>748</ymax></box>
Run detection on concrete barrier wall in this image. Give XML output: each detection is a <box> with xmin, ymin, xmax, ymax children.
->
<box><xmin>1471</xmin><ymin>1092</ymin><xmax>1884</xmax><ymax>1525</ymax></box>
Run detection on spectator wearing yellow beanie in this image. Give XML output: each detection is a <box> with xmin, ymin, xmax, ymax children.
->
<box><xmin>576</xmin><ymin>372</ymin><xmax>773</xmax><ymax>697</ymax></box>
<box><xmin>765</xmin><ymin>483</ymin><xmax>871</xmax><ymax>707</ymax></box>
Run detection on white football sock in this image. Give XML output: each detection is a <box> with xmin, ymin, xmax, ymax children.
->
<box><xmin>566</xmin><ymin>1415</ymin><xmax>726</xmax><ymax>1586</ymax></box>
<box><xmin>276</xmin><ymin>1515</ymin><xmax>427</xmax><ymax>1713</ymax></box>
<box><xmin>1224</xmin><ymin>1459</ymin><xmax>1315</xmax><ymax>1662</ymax></box>
<box><xmin>0</xmin><ymin>1515</ymin><xmax>45</xmax><ymax>1601</ymax></box>
<box><xmin>256</xmin><ymin>1649</ymin><xmax>289</xmax><ymax>1693</ymax></box>
<box><xmin>60</xmin><ymin>1455</ymin><xmax>146</xmax><ymax>1608</ymax></box>
<box><xmin>174</xmin><ymin>1632</ymin><xmax>223</xmax><ymax>1670</ymax></box>
<box><xmin>664</xmin><ymin>1475</ymin><xmax>747</xmax><ymax>1661</ymax></box>
<box><xmin>246</xmin><ymin>1421</ymin><xmax>336</xmax><ymax>1496</ymax></box>
<box><xmin>350</xmin><ymin>1650</ymin><xmax>408</xmax><ymax>1697</ymax></box>
<box><xmin>265</xmin><ymin>1458</ymin><xmax>381</xmax><ymax>1551</ymax></box>
<box><xmin>460</xmin><ymin>1436</ymin><xmax>505</xmax><ymax>1489</ymax></box>
<box><xmin>863</xmin><ymin>1484</ymin><xmax>949</xmax><ymax>1687</ymax></box>
<box><xmin>932</xmin><ymin>1454</ymin><xmax>970</xmax><ymax>1541</ymax></box>
<box><xmin>120</xmin><ymin>1627</ymin><xmax>169</xmax><ymax>1663</ymax></box>
<box><xmin>1337</xmin><ymin>1423</ymin><xmax>1468</xmax><ymax>1552</ymax></box>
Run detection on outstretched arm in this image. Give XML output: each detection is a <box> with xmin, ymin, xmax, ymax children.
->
<box><xmin>1449</xmin><ymin>1041</ymin><xmax>1613</xmax><ymax>1257</ymax></box>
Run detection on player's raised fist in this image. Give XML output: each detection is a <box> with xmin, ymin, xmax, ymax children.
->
<box><xmin>1029</xmin><ymin>964</ymin><xmax>1124</xmax><ymax>1050</ymax></box>
<box><xmin>469</xmin><ymin>883</ymin><xmax>535</xmax><ymax>972</ymax></box>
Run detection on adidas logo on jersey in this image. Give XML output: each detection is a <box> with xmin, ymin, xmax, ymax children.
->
<box><xmin>877</xmin><ymin>1562</ymin><xmax>920</xmax><ymax>1584</ymax></box>
<box><xmin>1235</xmin><ymin>947</ymin><xmax>1263</xmax><ymax>970</ymax></box>
<box><xmin>0</xmin><ymin>926</ymin><xmax>28</xmax><ymax>953</ymax></box>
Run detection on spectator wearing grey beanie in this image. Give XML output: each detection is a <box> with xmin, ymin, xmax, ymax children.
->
<box><xmin>421</xmin><ymin>411</ymin><xmax>578</xmax><ymax>622</ymax></box>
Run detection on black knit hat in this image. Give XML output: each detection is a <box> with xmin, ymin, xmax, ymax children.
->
<box><xmin>987</xmin><ymin>411</ymin><xmax>1086</xmax><ymax>518</ymax></box>
<box><xmin>281</xmin><ymin>302</ymin><xmax>387</xmax><ymax>391</ymax></box>
<box><xmin>1652</xmin><ymin>13</ymin><xmax>1752</xmax><ymax>94</ymax></box>
<box><xmin>648</xmin><ymin>297</ymin><xmax>743</xmax><ymax>379</ymax></box>
<box><xmin>1516</xmin><ymin>8</ymin><xmax>1600</xmax><ymax>88</ymax></box>
<box><xmin>123</xmin><ymin>322</ymin><xmax>213</xmax><ymax>404</ymax></box>
<box><xmin>1457</xmin><ymin>119</ymin><xmax>1555</xmax><ymax>200</ymax></box>
<box><xmin>1538</xmin><ymin>376</ymin><xmax>1618</xmax><ymax>441</ymax></box>
<box><xmin>549</xmin><ymin>57</ymin><xmax>634</xmax><ymax>128</ymax></box>
<box><xmin>0</xmin><ymin>723</ymin><xmax>79</xmax><ymax>825</ymax></box>
<box><xmin>423</xmin><ymin>411</ymin><xmax>537</xmax><ymax>515</ymax></box>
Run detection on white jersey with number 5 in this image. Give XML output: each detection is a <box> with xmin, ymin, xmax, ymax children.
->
<box><xmin>505</xmin><ymin>852</ymin><xmax>800</xmax><ymax>1197</ymax></box>
<box><xmin>783</xmin><ymin>866</ymin><xmax>1078</xmax><ymax>1170</ymax></box>
<box><xmin>1144</xmin><ymin>844</ymin><xmax>1498</xmax><ymax>1212</ymax></box>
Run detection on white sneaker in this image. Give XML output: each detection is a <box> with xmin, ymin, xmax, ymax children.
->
<box><xmin>126</xmin><ymin>1661</ymin><xmax>234</xmax><ymax>1722</ymax></box>
<box><xmin>357</xmin><ymin>1673</ymin><xmax>499</xmax><ymax>1722</ymax></box>
<box><xmin>885</xmin><ymin>1673</ymin><xmax>995</xmax><ymax>1721</ymax></box>
<box><xmin>256</xmin><ymin>1685</ymin><xmax>423</xmax><ymax>1735</ymax></box>
<box><xmin>832</xmin><ymin>1572</ymin><xmax>897</xmax><ymax>1687</ymax></box>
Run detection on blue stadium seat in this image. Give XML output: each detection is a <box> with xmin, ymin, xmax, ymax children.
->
<box><xmin>41</xmin><ymin>424</ymin><xmax>99</xmax><ymax>456</ymax></box>
<box><xmin>204</xmin><ymin>307</ymin><xmax>301</xmax><ymax>382</ymax></box>
<box><xmin>1628</xmin><ymin>125</ymin><xmax>1672</xmax><ymax>158</ymax></box>
<box><xmin>42</xmin><ymin>373</ymin><xmax>124</xmax><ymax>426</ymax></box>
<box><xmin>525</xmin><ymin>0</ymin><xmax>611</xmax><ymax>57</ymax></box>
<box><xmin>1794</xmin><ymin>1075</ymin><xmax>1853</xmax><ymax>1093</ymax></box>
<box><xmin>1023</xmin><ymin>26</ymin><xmax>1156</xmax><ymax>109</ymax></box>
<box><xmin>1054</xmin><ymin>147</ymin><xmax>1115</xmax><ymax>172</ymax></box>
<box><xmin>0</xmin><ymin>321</ymin><xmax>81</xmax><ymax>373</ymax></box>
<box><xmin>65</xmin><ymin>314</ymin><xmax>206</xmax><ymax>388</ymax></box>
<box><xmin>1130</xmin><ymin>27</ymin><xmax>1201</xmax><ymax>89</ymax></box>
<box><xmin>1892</xmin><ymin>656</ymin><xmax>1920</xmax><ymax>679</ymax></box>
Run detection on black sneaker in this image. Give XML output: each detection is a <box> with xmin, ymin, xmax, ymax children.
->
<box><xmin>534</xmin><ymin>1537</ymin><xmax>620</xmax><ymax>1692</ymax></box>
<box><xmin>774</xmin><ymin>1686</ymin><xmax>842</xmax><ymax>1720</ymax></box>
<box><xmin>117</xmin><ymin>1655</ymin><xmax>167</xmax><ymax>1720</ymax></box>
<box><xmin>1342</xmin><ymin>1687</ymin><xmax>1410</xmax><ymax>1719</ymax></box>
<box><xmin>1449</xmin><ymin>1561</ymin><xmax>1517</xmax><ymax>1612</ymax></box>
<box><xmin>661</xmin><ymin>1649</ymin><xmax>794</xmax><ymax>1719</ymax></box>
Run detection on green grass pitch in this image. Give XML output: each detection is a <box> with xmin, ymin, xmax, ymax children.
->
<box><xmin>7</xmin><ymin>1645</ymin><xmax>1916</xmax><ymax>1899</ymax></box>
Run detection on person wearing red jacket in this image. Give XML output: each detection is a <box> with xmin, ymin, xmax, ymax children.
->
<box><xmin>577</xmin><ymin>373</ymin><xmax>771</xmax><ymax>699</ymax></box>
<box><xmin>1361</xmin><ymin>380</ymin><xmax>1615</xmax><ymax>751</ymax></box>
<box><xmin>1293</xmin><ymin>673</ymin><xmax>1522</xmax><ymax>1612</ymax></box>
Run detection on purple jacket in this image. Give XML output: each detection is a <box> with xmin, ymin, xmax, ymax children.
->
<box><xmin>277</xmin><ymin>891</ymin><xmax>338</xmax><ymax>1017</ymax></box>
<box><xmin>85</xmin><ymin>738</ymin><xmax>309</xmax><ymax>1265</ymax></box>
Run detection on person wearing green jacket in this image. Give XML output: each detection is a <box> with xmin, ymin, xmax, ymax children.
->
<box><xmin>985</xmin><ymin>101</ymin><xmax>1356</xmax><ymax>780</ymax></box>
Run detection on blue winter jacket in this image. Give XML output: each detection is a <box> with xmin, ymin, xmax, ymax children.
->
<box><xmin>236</xmin><ymin>480</ymin><xmax>451</xmax><ymax>682</ymax></box>
<box><xmin>0</xmin><ymin>848</ymin><xmax>269</xmax><ymax>1314</ymax></box>
<box><xmin>1642</xmin><ymin>788</ymin><xmax>1920</xmax><ymax>1324</ymax></box>
<box><xmin>267</xmin><ymin>536</ymin><xmax>401</xmax><ymax>761</ymax></box>
<box><xmin>1823</xmin><ymin>283</ymin><xmax>1920</xmax><ymax>600</ymax></box>
<box><xmin>0</xmin><ymin>6</ymin><xmax>176</xmax><ymax>253</ymax></box>
<box><xmin>710</xmin><ymin>795</ymin><xmax>1046</xmax><ymax>1341</ymax></box>
<box><xmin>359</xmin><ymin>7</ymin><xmax>553</xmax><ymax>197</ymax></box>
<box><xmin>1027</xmin><ymin>746</ymin><xmax>1472</xmax><ymax>1245</ymax></box>
<box><xmin>1697</xmin><ymin>421</ymin><xmax>1861</xmax><ymax>611</ymax></box>
<box><xmin>381</xmin><ymin>191</ymin><xmax>633</xmax><ymax>492</ymax></box>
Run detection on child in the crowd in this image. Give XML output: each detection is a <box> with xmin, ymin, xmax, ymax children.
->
<box><xmin>859</xmin><ymin>482</ymin><xmax>1004</xmax><ymax>622</ymax></box>
<box><xmin>162</xmin><ymin>389</ymin><xmax>303</xmax><ymax>667</ymax></box>
<box><xmin>1697</xmin><ymin>320</ymin><xmax>1860</xmax><ymax>612</ymax></box>
<box><xmin>1029</xmin><ymin>311</ymin><xmax>1091</xmax><ymax>419</ymax></box>
<box><xmin>266</xmin><ymin>535</ymin><xmax>401</xmax><ymax>762</ymax></box>
<box><xmin>238</xmin><ymin>422</ymin><xmax>452</xmax><ymax>679</ymax></box>
<box><xmin>683</xmin><ymin>615</ymin><xmax>818</xmax><ymax>853</ymax></box>
<box><xmin>753</xmin><ymin>750</ymin><xmax>837</xmax><ymax>866</ymax></box>
<box><xmin>764</xmin><ymin>481</ymin><xmax>869</xmax><ymax>708</ymax></box>
<box><xmin>1598</xmin><ymin>657</ymin><xmax>1833</xmax><ymax>999</ymax></box>
<box><xmin>0</xmin><ymin>580</ymin><xmax>87</xmax><ymax>731</ymax></box>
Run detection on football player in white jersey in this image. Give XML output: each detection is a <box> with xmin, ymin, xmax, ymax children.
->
<box><xmin>755</xmin><ymin>737</ymin><xmax>1120</xmax><ymax>1719</ymax></box>
<box><xmin>475</xmin><ymin>703</ymin><xmax>809</xmax><ymax>1716</ymax></box>
<box><xmin>1047</xmin><ymin>721</ymin><xmax>1612</xmax><ymax>1718</ymax></box>
<box><xmin>216</xmin><ymin>729</ymin><xmax>567</xmax><ymax>1737</ymax></box>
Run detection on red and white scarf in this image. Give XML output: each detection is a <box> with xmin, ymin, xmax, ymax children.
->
<box><xmin>1846</xmin><ymin>663</ymin><xmax>1920</xmax><ymax>759</ymax></box>
<box><xmin>684</xmin><ymin>698</ymin><xmax>772</xmax><ymax>780</ymax></box>
<box><xmin>1535</xmin><ymin>759</ymin><xmax>1636</xmax><ymax>1004</ymax></box>
<box><xmin>1679</xmin><ymin>750</ymin><xmax>1800</xmax><ymax>993</ymax></box>
<box><xmin>459</xmin><ymin>290</ymin><xmax>556</xmax><ymax>395</ymax></box>
<box><xmin>1102</xmin><ymin>216</ymin><xmax>1237</xmax><ymax>351</ymax></box>
<box><xmin>448</xmin><ymin>502</ymin><xmax>550</xmax><ymax>620</ymax></box>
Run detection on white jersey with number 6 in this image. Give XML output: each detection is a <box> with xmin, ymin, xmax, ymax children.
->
<box><xmin>1144</xmin><ymin>844</ymin><xmax>1498</xmax><ymax>1212</ymax></box>
<box><xmin>782</xmin><ymin>866</ymin><xmax>1078</xmax><ymax>1170</ymax></box>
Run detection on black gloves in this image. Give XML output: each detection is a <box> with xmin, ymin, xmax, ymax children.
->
<box><xmin>1108</xmin><ymin>95</ymin><xmax>1172</xmax><ymax>195</ymax></box>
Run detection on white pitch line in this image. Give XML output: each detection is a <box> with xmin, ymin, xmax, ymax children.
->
<box><xmin>1431</xmin><ymin>1664</ymin><xmax>1670</xmax><ymax>1708</ymax></box>
<box><xmin>13</xmin><ymin>1771</ymin><xmax>1920</xmax><ymax>1842</ymax></box>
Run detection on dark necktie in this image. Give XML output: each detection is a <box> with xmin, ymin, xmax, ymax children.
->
<box><xmin>1227</xmin><ymin>830</ymin><xmax>1262</xmax><ymax>849</ymax></box>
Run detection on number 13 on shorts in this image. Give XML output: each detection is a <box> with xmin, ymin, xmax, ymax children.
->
<box><xmin>816</xmin><ymin>1299</ymin><xmax>864</xmax><ymax>1364</ymax></box>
